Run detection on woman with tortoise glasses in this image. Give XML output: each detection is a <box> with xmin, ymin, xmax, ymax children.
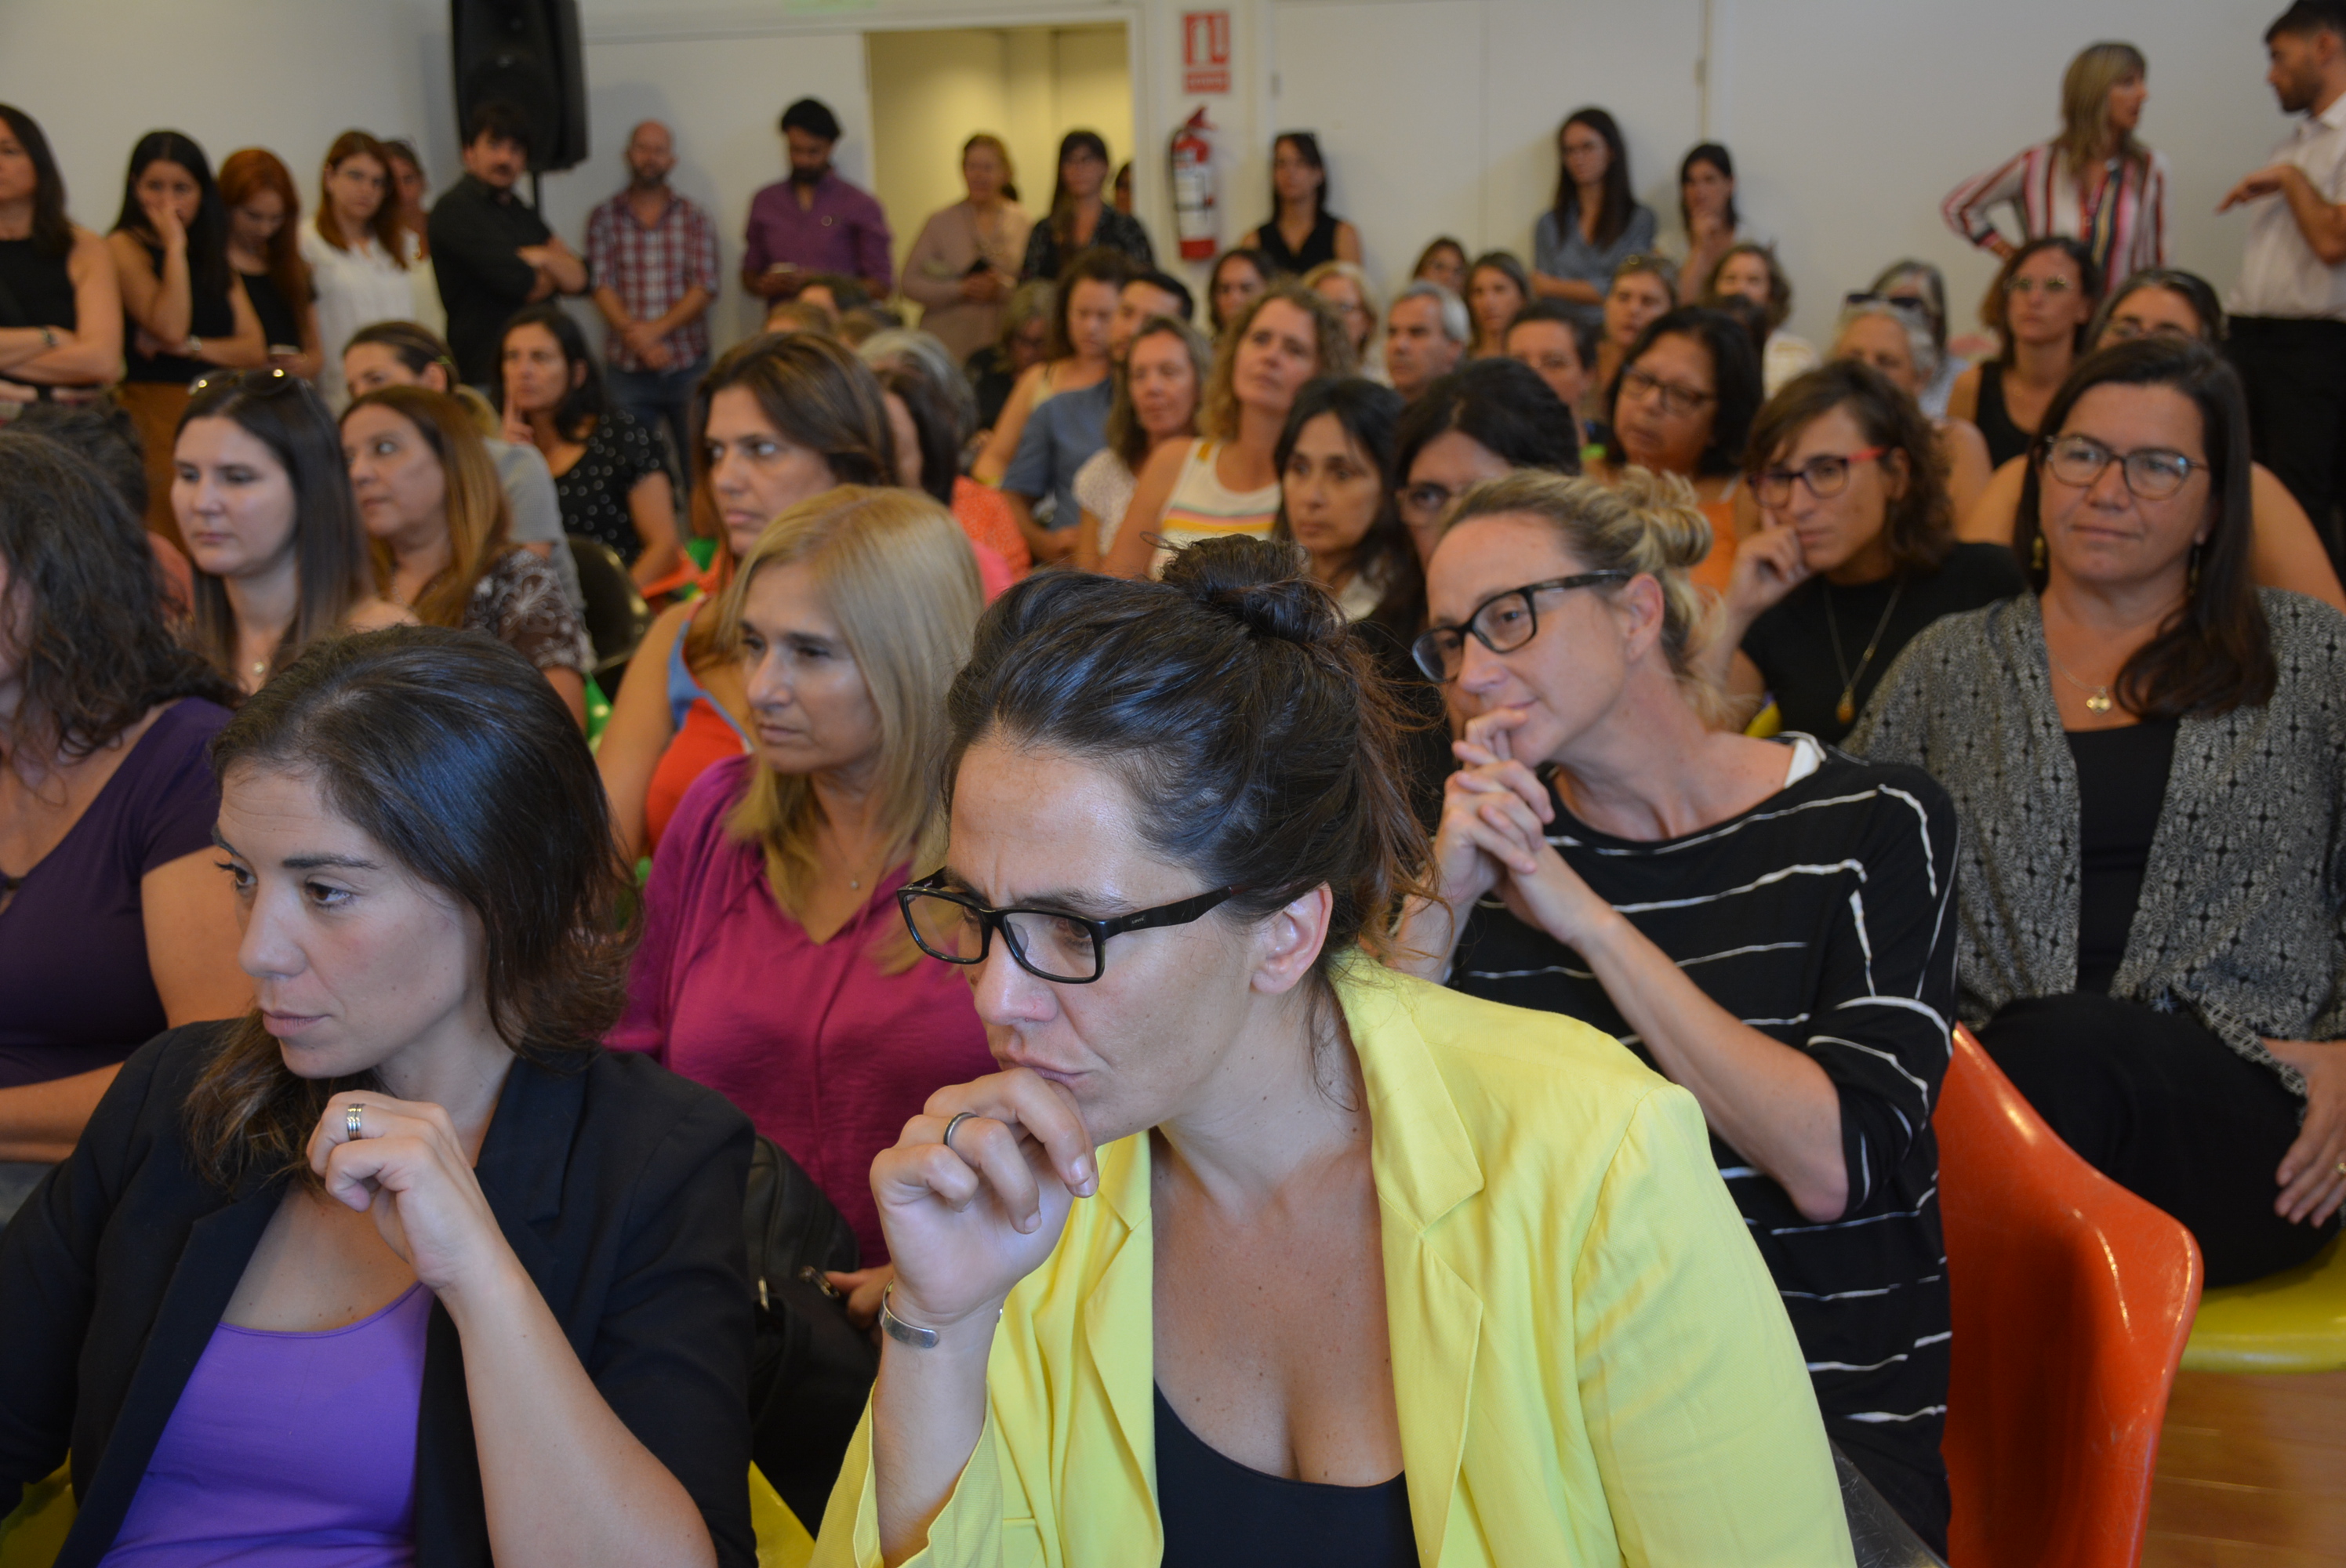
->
<box><xmin>825</xmin><ymin>534</ymin><xmax>1854</xmax><ymax>1568</ymax></box>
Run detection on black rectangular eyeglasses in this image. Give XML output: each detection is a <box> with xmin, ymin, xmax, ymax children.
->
<box><xmin>896</xmin><ymin>875</ymin><xmax>1243</xmax><ymax>984</ymax></box>
<box><xmin>1411</xmin><ymin>571</ymin><xmax>1631</xmax><ymax>682</ymax></box>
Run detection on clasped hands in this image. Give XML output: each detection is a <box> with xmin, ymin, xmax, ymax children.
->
<box><xmin>1433</xmin><ymin>706</ymin><xmax>1618</xmax><ymax>952</ymax></box>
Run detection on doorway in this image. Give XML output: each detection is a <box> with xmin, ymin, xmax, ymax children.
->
<box><xmin>866</xmin><ymin>22</ymin><xmax>1134</xmax><ymax>318</ymax></box>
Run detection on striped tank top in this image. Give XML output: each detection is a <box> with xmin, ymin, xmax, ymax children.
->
<box><xmin>1150</xmin><ymin>440</ymin><xmax>1280</xmax><ymax>576</ymax></box>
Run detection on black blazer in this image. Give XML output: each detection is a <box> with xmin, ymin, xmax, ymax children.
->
<box><xmin>0</xmin><ymin>1023</ymin><xmax>757</xmax><ymax>1567</ymax></box>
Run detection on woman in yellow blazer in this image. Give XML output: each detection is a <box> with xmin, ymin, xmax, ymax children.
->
<box><xmin>812</xmin><ymin>538</ymin><xmax>1854</xmax><ymax>1568</ymax></box>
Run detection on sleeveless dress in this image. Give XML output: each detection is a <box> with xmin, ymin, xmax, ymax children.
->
<box><xmin>1972</xmin><ymin>362</ymin><xmax>2034</xmax><ymax>469</ymax></box>
<box><xmin>1251</xmin><ymin>210</ymin><xmax>1343</xmax><ymax>275</ymax></box>
<box><xmin>1149</xmin><ymin>440</ymin><xmax>1280</xmax><ymax>576</ymax></box>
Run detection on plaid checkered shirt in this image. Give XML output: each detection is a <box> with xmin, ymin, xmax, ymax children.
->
<box><xmin>585</xmin><ymin>187</ymin><xmax>719</xmax><ymax>371</ymax></box>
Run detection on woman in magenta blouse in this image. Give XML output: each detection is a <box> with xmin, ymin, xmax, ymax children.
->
<box><xmin>610</xmin><ymin>485</ymin><xmax>994</xmax><ymax>1317</ymax></box>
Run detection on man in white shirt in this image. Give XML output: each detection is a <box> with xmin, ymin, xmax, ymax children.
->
<box><xmin>2223</xmin><ymin>0</ymin><xmax>2346</xmax><ymax>564</ymax></box>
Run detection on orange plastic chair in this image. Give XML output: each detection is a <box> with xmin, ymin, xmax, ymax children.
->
<box><xmin>1936</xmin><ymin>1024</ymin><xmax>2203</xmax><ymax>1568</ymax></box>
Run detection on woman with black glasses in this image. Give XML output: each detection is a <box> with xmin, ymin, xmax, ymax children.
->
<box><xmin>1850</xmin><ymin>336</ymin><xmax>2346</xmax><ymax>1288</ymax></box>
<box><xmin>1698</xmin><ymin>360</ymin><xmax>2026</xmax><ymax>742</ymax></box>
<box><xmin>823</xmin><ymin>536</ymin><xmax>1858</xmax><ymax>1566</ymax></box>
<box><xmin>1393</xmin><ymin>469</ymin><xmax>1959</xmax><ymax>1552</ymax></box>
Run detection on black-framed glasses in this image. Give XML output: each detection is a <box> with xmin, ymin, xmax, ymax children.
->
<box><xmin>1411</xmin><ymin>572</ymin><xmax>1631</xmax><ymax>682</ymax></box>
<box><xmin>1754</xmin><ymin>446</ymin><xmax>1887</xmax><ymax>508</ymax></box>
<box><xmin>2039</xmin><ymin>433</ymin><xmax>2201</xmax><ymax>501</ymax></box>
<box><xmin>896</xmin><ymin>875</ymin><xmax>1243</xmax><ymax>984</ymax></box>
<box><xmin>1618</xmin><ymin>365</ymin><xmax>1715</xmax><ymax>417</ymax></box>
<box><xmin>188</xmin><ymin>365</ymin><xmax>303</xmax><ymax>398</ymax></box>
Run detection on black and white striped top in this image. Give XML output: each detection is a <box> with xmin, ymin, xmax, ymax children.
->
<box><xmin>1450</xmin><ymin>740</ymin><xmax>1959</xmax><ymax>1534</ymax></box>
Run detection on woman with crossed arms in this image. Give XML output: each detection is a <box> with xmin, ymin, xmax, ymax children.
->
<box><xmin>809</xmin><ymin>538</ymin><xmax>1853</xmax><ymax>1567</ymax></box>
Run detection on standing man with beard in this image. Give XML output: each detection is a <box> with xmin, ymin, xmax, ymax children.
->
<box><xmin>742</xmin><ymin>99</ymin><xmax>892</xmax><ymax>306</ymax></box>
<box><xmin>2223</xmin><ymin>1</ymin><xmax>2346</xmax><ymax>564</ymax></box>
<box><xmin>586</xmin><ymin>121</ymin><xmax>718</xmax><ymax>487</ymax></box>
<box><xmin>428</xmin><ymin>102</ymin><xmax>590</xmax><ymax>387</ymax></box>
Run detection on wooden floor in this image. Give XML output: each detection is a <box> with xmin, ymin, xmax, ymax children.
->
<box><xmin>2143</xmin><ymin>1369</ymin><xmax>2346</xmax><ymax>1566</ymax></box>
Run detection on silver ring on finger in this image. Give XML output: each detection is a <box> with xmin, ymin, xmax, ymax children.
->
<box><xmin>942</xmin><ymin>1110</ymin><xmax>979</xmax><ymax>1154</ymax></box>
<box><xmin>346</xmin><ymin>1102</ymin><xmax>366</xmax><ymax>1140</ymax></box>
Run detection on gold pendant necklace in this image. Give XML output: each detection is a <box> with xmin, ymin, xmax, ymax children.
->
<box><xmin>2048</xmin><ymin>652</ymin><xmax>2115</xmax><ymax>713</ymax></box>
<box><xmin>1822</xmin><ymin>579</ymin><xmax>1905</xmax><ymax>727</ymax></box>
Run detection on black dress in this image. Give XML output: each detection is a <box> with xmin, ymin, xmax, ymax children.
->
<box><xmin>0</xmin><ymin>238</ymin><xmax>78</xmax><ymax>330</ymax></box>
<box><xmin>234</xmin><ymin>267</ymin><xmax>301</xmax><ymax>353</ymax></box>
<box><xmin>554</xmin><ymin>406</ymin><xmax>670</xmax><ymax>564</ymax></box>
<box><xmin>1021</xmin><ymin>206</ymin><xmax>1154</xmax><ymax>281</ymax></box>
<box><xmin>120</xmin><ymin>238</ymin><xmax>234</xmax><ymax>385</ymax></box>
<box><xmin>1741</xmin><ymin>543</ymin><xmax>2029</xmax><ymax>744</ymax></box>
<box><xmin>1251</xmin><ymin>211</ymin><xmax>1343</xmax><ymax>275</ymax></box>
<box><xmin>1972</xmin><ymin>362</ymin><xmax>2034</xmax><ymax>468</ymax></box>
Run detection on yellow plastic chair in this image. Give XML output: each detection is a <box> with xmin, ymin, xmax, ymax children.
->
<box><xmin>0</xmin><ymin>1463</ymin><xmax>815</xmax><ymax>1567</ymax></box>
<box><xmin>2182</xmin><ymin>1233</ymin><xmax>2346</xmax><ymax>1373</ymax></box>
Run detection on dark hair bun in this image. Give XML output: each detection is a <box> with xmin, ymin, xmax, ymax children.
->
<box><xmin>1160</xmin><ymin>536</ymin><xmax>1342</xmax><ymax>645</ymax></box>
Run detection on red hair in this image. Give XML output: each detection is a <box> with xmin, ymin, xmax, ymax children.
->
<box><xmin>216</xmin><ymin>147</ymin><xmax>310</xmax><ymax>312</ymax></box>
<box><xmin>312</xmin><ymin>129</ymin><xmax>409</xmax><ymax>267</ymax></box>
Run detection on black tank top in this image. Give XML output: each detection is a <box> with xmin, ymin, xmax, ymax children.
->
<box><xmin>0</xmin><ymin>237</ymin><xmax>78</xmax><ymax>329</ymax></box>
<box><xmin>1253</xmin><ymin>211</ymin><xmax>1342</xmax><ymax>276</ymax></box>
<box><xmin>237</xmin><ymin>267</ymin><xmax>301</xmax><ymax>352</ymax></box>
<box><xmin>122</xmin><ymin>238</ymin><xmax>237</xmax><ymax>384</ymax></box>
<box><xmin>1153</xmin><ymin>1384</ymin><xmax>1414</xmax><ymax>1568</ymax></box>
<box><xmin>1973</xmin><ymin>361</ymin><xmax>2034</xmax><ymax>469</ymax></box>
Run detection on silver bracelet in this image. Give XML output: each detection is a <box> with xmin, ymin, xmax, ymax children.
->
<box><xmin>878</xmin><ymin>1283</ymin><xmax>941</xmax><ymax>1349</ymax></box>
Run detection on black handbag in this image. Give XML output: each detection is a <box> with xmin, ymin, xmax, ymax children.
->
<box><xmin>743</xmin><ymin>1134</ymin><xmax>880</xmax><ymax>1533</ymax></box>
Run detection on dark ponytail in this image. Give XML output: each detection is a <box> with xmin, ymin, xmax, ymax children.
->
<box><xmin>943</xmin><ymin>537</ymin><xmax>1432</xmax><ymax>1022</ymax></box>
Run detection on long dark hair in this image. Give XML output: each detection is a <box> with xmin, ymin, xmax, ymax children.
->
<box><xmin>942</xmin><ymin>538</ymin><xmax>1434</xmax><ymax>1043</ymax></box>
<box><xmin>1553</xmin><ymin>108</ymin><xmax>1634</xmax><ymax>249</ymax></box>
<box><xmin>496</xmin><ymin>301</ymin><xmax>605</xmax><ymax>442</ymax></box>
<box><xmin>179</xmin><ymin>372</ymin><xmax>374</xmax><ymax>684</ymax></box>
<box><xmin>1048</xmin><ymin>129</ymin><xmax>1112</xmax><ymax>248</ymax></box>
<box><xmin>0</xmin><ymin>104</ymin><xmax>73</xmax><ymax>257</ymax></box>
<box><xmin>185</xmin><ymin>627</ymin><xmax>634</xmax><ymax>1191</ymax></box>
<box><xmin>1745</xmin><ymin>361</ymin><xmax>1953</xmax><ymax>577</ymax></box>
<box><xmin>1678</xmin><ymin>142</ymin><xmax>1738</xmax><ymax>235</ymax></box>
<box><xmin>0</xmin><ymin>430</ymin><xmax>239</xmax><ymax>770</ymax></box>
<box><xmin>1272</xmin><ymin>376</ymin><xmax>1422</xmax><ymax>638</ymax></box>
<box><xmin>1269</xmin><ymin>132</ymin><xmax>1332</xmax><ymax>228</ymax></box>
<box><xmin>2015</xmin><ymin>338</ymin><xmax>2273</xmax><ymax>719</ymax></box>
<box><xmin>114</xmin><ymin>130</ymin><xmax>232</xmax><ymax>302</ymax></box>
<box><xmin>2088</xmin><ymin>267</ymin><xmax>2225</xmax><ymax>348</ymax></box>
<box><xmin>1603</xmin><ymin>306</ymin><xmax>1763</xmax><ymax>479</ymax></box>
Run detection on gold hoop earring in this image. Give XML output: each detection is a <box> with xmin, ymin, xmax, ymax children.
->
<box><xmin>2032</xmin><ymin>534</ymin><xmax>2047</xmax><ymax>571</ymax></box>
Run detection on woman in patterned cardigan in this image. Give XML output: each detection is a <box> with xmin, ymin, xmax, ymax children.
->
<box><xmin>1849</xmin><ymin>336</ymin><xmax>2346</xmax><ymax>1284</ymax></box>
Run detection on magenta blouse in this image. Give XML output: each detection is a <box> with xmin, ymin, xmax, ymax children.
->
<box><xmin>608</xmin><ymin>756</ymin><xmax>993</xmax><ymax>1263</ymax></box>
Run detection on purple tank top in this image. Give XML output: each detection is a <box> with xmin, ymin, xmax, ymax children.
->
<box><xmin>99</xmin><ymin>1282</ymin><xmax>432</xmax><ymax>1566</ymax></box>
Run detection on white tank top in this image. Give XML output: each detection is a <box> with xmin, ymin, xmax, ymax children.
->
<box><xmin>1149</xmin><ymin>440</ymin><xmax>1280</xmax><ymax>576</ymax></box>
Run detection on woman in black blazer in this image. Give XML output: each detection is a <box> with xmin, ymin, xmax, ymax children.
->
<box><xmin>0</xmin><ymin>627</ymin><xmax>756</xmax><ymax>1568</ymax></box>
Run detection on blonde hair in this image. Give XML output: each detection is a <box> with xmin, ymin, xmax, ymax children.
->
<box><xmin>961</xmin><ymin>132</ymin><xmax>1018</xmax><ymax>202</ymax></box>
<box><xmin>718</xmin><ymin>486</ymin><xmax>983</xmax><ymax>969</ymax></box>
<box><xmin>2057</xmin><ymin>42</ymin><xmax>2148</xmax><ymax>180</ymax></box>
<box><xmin>1199</xmin><ymin>281</ymin><xmax>1355</xmax><ymax>441</ymax></box>
<box><xmin>346</xmin><ymin>386</ymin><xmax>512</xmax><ymax>629</ymax></box>
<box><xmin>1301</xmin><ymin>260</ymin><xmax>1382</xmax><ymax>354</ymax></box>
<box><xmin>1442</xmin><ymin>466</ymin><xmax>1729</xmax><ymax>723</ymax></box>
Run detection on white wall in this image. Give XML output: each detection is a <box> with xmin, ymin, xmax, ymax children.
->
<box><xmin>0</xmin><ymin>0</ymin><xmax>2300</xmax><ymax>358</ymax></box>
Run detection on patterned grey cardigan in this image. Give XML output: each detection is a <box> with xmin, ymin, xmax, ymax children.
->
<box><xmin>1846</xmin><ymin>590</ymin><xmax>2346</xmax><ymax>1098</ymax></box>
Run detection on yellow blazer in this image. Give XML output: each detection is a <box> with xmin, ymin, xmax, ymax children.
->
<box><xmin>813</xmin><ymin>964</ymin><xmax>1855</xmax><ymax>1566</ymax></box>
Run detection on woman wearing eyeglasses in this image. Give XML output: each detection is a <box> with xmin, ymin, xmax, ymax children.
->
<box><xmin>1831</xmin><ymin>295</ymin><xmax>1996</xmax><ymax>522</ymax></box>
<box><xmin>1956</xmin><ymin>269</ymin><xmax>2346</xmax><ymax>612</ymax></box>
<box><xmin>1392</xmin><ymin>358</ymin><xmax>1580</xmax><ymax>567</ymax></box>
<box><xmin>610</xmin><ymin>486</ymin><xmax>993</xmax><ymax>1323</ymax></box>
<box><xmin>1389</xmin><ymin>469</ymin><xmax>1958</xmax><ymax>1552</ymax></box>
<box><xmin>1698</xmin><ymin>361</ymin><xmax>2027</xmax><ymax>742</ymax></box>
<box><xmin>1589</xmin><ymin>305</ymin><xmax>1763</xmax><ymax>597</ymax></box>
<box><xmin>818</xmin><ymin>535</ymin><xmax>1856</xmax><ymax>1568</ymax></box>
<box><xmin>1850</xmin><ymin>336</ymin><xmax>2346</xmax><ymax>1288</ymax></box>
<box><xmin>1946</xmin><ymin>237</ymin><xmax>2100</xmax><ymax>468</ymax></box>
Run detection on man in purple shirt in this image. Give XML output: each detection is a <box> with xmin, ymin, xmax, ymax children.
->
<box><xmin>741</xmin><ymin>98</ymin><xmax>892</xmax><ymax>301</ymax></box>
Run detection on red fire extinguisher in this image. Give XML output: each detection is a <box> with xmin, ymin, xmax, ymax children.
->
<box><xmin>1170</xmin><ymin>107</ymin><xmax>1219</xmax><ymax>262</ymax></box>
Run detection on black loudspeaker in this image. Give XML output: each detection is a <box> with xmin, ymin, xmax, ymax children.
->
<box><xmin>450</xmin><ymin>0</ymin><xmax>588</xmax><ymax>174</ymax></box>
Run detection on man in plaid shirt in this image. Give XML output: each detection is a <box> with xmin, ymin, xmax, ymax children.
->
<box><xmin>587</xmin><ymin>121</ymin><xmax>718</xmax><ymax>482</ymax></box>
